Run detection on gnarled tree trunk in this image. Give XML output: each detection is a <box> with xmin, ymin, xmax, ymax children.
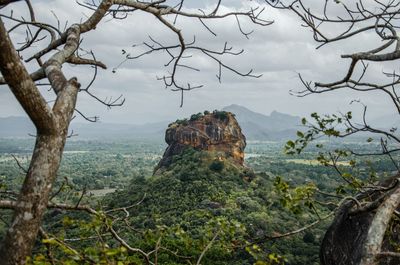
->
<box><xmin>0</xmin><ymin>135</ymin><xmax>67</xmax><ymax>264</ymax></box>
<box><xmin>321</xmin><ymin>176</ymin><xmax>400</xmax><ymax>265</ymax></box>
<box><xmin>0</xmin><ymin>17</ymin><xmax>79</xmax><ymax>264</ymax></box>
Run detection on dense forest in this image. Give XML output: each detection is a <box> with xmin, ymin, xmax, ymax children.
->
<box><xmin>0</xmin><ymin>136</ymin><xmax>396</xmax><ymax>264</ymax></box>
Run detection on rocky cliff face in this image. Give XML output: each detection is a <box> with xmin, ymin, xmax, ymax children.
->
<box><xmin>155</xmin><ymin>111</ymin><xmax>246</xmax><ymax>173</ymax></box>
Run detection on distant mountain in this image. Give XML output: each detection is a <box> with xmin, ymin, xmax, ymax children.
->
<box><xmin>0</xmin><ymin>105</ymin><xmax>301</xmax><ymax>141</ymax></box>
<box><xmin>0</xmin><ymin>116</ymin><xmax>166</xmax><ymax>140</ymax></box>
<box><xmin>222</xmin><ymin>104</ymin><xmax>302</xmax><ymax>140</ymax></box>
<box><xmin>69</xmin><ymin>121</ymin><xmax>166</xmax><ymax>140</ymax></box>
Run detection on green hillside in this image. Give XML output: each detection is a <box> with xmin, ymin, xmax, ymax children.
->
<box><xmin>104</xmin><ymin>148</ymin><xmax>324</xmax><ymax>265</ymax></box>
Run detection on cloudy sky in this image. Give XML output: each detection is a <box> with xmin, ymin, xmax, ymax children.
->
<box><xmin>0</xmin><ymin>0</ymin><xmax>396</xmax><ymax>124</ymax></box>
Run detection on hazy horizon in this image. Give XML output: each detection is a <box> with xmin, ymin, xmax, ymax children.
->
<box><xmin>0</xmin><ymin>104</ymin><xmax>301</xmax><ymax>125</ymax></box>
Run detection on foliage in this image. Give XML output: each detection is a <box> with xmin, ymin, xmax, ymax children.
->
<box><xmin>209</xmin><ymin>159</ymin><xmax>225</xmax><ymax>172</ymax></box>
<box><xmin>190</xmin><ymin>113</ymin><xmax>204</xmax><ymax>121</ymax></box>
<box><xmin>170</xmin><ymin>109</ymin><xmax>233</xmax><ymax>126</ymax></box>
<box><xmin>101</xmin><ymin>149</ymin><xmax>323</xmax><ymax>264</ymax></box>
<box><xmin>212</xmin><ymin>110</ymin><xmax>230</xmax><ymax>121</ymax></box>
<box><xmin>4</xmin><ymin>139</ymin><xmax>390</xmax><ymax>264</ymax></box>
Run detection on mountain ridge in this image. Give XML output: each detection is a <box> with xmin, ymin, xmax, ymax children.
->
<box><xmin>0</xmin><ymin>105</ymin><xmax>301</xmax><ymax>140</ymax></box>
<box><xmin>222</xmin><ymin>104</ymin><xmax>301</xmax><ymax>140</ymax></box>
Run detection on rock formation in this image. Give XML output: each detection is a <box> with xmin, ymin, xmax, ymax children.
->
<box><xmin>154</xmin><ymin>111</ymin><xmax>246</xmax><ymax>173</ymax></box>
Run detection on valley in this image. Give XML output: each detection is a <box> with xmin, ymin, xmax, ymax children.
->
<box><xmin>0</xmin><ymin>134</ymin><xmax>395</xmax><ymax>264</ymax></box>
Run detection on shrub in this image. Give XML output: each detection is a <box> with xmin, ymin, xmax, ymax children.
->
<box><xmin>209</xmin><ymin>160</ymin><xmax>224</xmax><ymax>172</ymax></box>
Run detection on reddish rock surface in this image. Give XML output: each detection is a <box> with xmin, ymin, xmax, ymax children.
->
<box><xmin>155</xmin><ymin>111</ymin><xmax>246</xmax><ymax>172</ymax></box>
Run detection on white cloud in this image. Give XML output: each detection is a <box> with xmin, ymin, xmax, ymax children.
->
<box><xmin>0</xmin><ymin>0</ymin><xmax>396</xmax><ymax>124</ymax></box>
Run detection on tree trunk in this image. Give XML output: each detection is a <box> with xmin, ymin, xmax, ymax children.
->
<box><xmin>0</xmin><ymin>132</ymin><xmax>68</xmax><ymax>264</ymax></box>
<box><xmin>0</xmin><ymin>16</ymin><xmax>78</xmax><ymax>264</ymax></box>
<box><xmin>320</xmin><ymin>176</ymin><xmax>400</xmax><ymax>265</ymax></box>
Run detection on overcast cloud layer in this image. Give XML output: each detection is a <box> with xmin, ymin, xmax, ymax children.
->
<box><xmin>0</xmin><ymin>0</ymin><xmax>395</xmax><ymax>125</ymax></box>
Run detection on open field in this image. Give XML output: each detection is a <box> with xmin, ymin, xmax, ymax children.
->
<box><xmin>286</xmin><ymin>159</ymin><xmax>350</xmax><ymax>166</ymax></box>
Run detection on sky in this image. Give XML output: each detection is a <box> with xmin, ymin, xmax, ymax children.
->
<box><xmin>0</xmin><ymin>0</ymin><xmax>396</xmax><ymax>125</ymax></box>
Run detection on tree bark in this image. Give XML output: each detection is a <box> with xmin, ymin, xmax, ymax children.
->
<box><xmin>0</xmin><ymin>134</ymin><xmax>67</xmax><ymax>264</ymax></box>
<box><xmin>0</xmin><ymin>18</ymin><xmax>55</xmax><ymax>134</ymax></box>
<box><xmin>360</xmin><ymin>183</ymin><xmax>400</xmax><ymax>265</ymax></box>
<box><xmin>321</xmin><ymin>177</ymin><xmax>400</xmax><ymax>265</ymax></box>
<box><xmin>0</xmin><ymin>17</ymin><xmax>79</xmax><ymax>264</ymax></box>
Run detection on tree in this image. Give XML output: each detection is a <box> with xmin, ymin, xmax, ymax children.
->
<box><xmin>268</xmin><ymin>1</ymin><xmax>400</xmax><ymax>264</ymax></box>
<box><xmin>0</xmin><ymin>0</ymin><xmax>271</xmax><ymax>263</ymax></box>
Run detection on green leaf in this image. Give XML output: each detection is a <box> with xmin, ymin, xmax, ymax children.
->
<box><xmin>286</xmin><ymin>140</ymin><xmax>295</xmax><ymax>148</ymax></box>
<box><xmin>296</xmin><ymin>131</ymin><xmax>304</xmax><ymax>138</ymax></box>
